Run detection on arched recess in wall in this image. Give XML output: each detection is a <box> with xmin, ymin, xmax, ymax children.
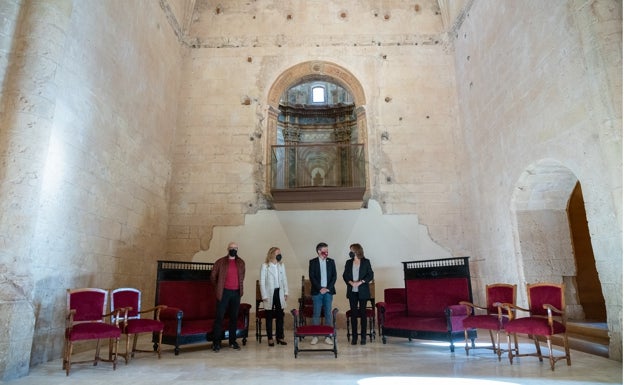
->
<box><xmin>265</xmin><ymin>61</ymin><xmax>369</xmax><ymax>209</ymax></box>
<box><xmin>511</xmin><ymin>158</ymin><xmax>607</xmax><ymax>325</ymax></box>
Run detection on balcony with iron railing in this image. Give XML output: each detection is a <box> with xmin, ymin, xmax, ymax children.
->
<box><xmin>270</xmin><ymin>143</ymin><xmax>366</xmax><ymax>210</ymax></box>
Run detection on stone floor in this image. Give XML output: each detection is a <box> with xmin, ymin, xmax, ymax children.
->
<box><xmin>2</xmin><ymin>332</ymin><xmax>622</xmax><ymax>385</ymax></box>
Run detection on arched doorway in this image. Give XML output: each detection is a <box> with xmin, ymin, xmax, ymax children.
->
<box><xmin>511</xmin><ymin>159</ymin><xmax>608</xmax><ymax>354</ymax></box>
<box><xmin>266</xmin><ymin>61</ymin><xmax>369</xmax><ymax>210</ymax></box>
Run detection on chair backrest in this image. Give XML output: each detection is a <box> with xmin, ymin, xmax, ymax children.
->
<box><xmin>301</xmin><ymin>275</ymin><xmax>311</xmax><ymax>297</ymax></box>
<box><xmin>111</xmin><ymin>287</ymin><xmax>141</xmax><ymax>320</ymax></box>
<box><xmin>67</xmin><ymin>288</ymin><xmax>108</xmax><ymax>324</ymax></box>
<box><xmin>485</xmin><ymin>283</ymin><xmax>516</xmax><ymax>314</ymax></box>
<box><xmin>255</xmin><ymin>280</ymin><xmax>265</xmax><ymax>312</ymax></box>
<box><xmin>369</xmin><ymin>281</ymin><xmax>376</xmax><ymax>300</ymax></box>
<box><xmin>527</xmin><ymin>283</ymin><xmax>565</xmax><ymax>317</ymax></box>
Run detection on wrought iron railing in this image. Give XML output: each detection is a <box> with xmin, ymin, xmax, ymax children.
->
<box><xmin>270</xmin><ymin>144</ymin><xmax>365</xmax><ymax>190</ymax></box>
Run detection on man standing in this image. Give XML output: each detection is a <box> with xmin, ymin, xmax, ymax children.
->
<box><xmin>211</xmin><ymin>241</ymin><xmax>245</xmax><ymax>352</ymax></box>
<box><xmin>308</xmin><ymin>242</ymin><xmax>337</xmax><ymax>345</ymax></box>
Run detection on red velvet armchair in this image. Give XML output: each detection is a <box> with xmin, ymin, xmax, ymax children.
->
<box><xmin>63</xmin><ymin>288</ymin><xmax>123</xmax><ymax>376</ymax></box>
<box><xmin>502</xmin><ymin>283</ymin><xmax>571</xmax><ymax>370</ymax></box>
<box><xmin>461</xmin><ymin>283</ymin><xmax>518</xmax><ymax>360</ymax></box>
<box><xmin>111</xmin><ymin>287</ymin><xmax>167</xmax><ymax>363</ymax></box>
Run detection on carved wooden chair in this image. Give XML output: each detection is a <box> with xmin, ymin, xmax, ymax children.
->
<box><xmin>63</xmin><ymin>288</ymin><xmax>122</xmax><ymax>376</ymax></box>
<box><xmin>255</xmin><ymin>279</ymin><xmax>268</xmax><ymax>342</ymax></box>
<box><xmin>461</xmin><ymin>283</ymin><xmax>518</xmax><ymax>360</ymax></box>
<box><xmin>502</xmin><ymin>283</ymin><xmax>571</xmax><ymax>370</ymax></box>
<box><xmin>346</xmin><ymin>280</ymin><xmax>376</xmax><ymax>343</ymax></box>
<box><xmin>111</xmin><ymin>287</ymin><xmax>166</xmax><ymax>364</ymax></box>
<box><xmin>291</xmin><ymin>307</ymin><xmax>339</xmax><ymax>358</ymax></box>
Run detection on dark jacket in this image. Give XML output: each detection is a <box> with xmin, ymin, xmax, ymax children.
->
<box><xmin>211</xmin><ymin>255</ymin><xmax>246</xmax><ymax>301</ymax></box>
<box><xmin>342</xmin><ymin>258</ymin><xmax>374</xmax><ymax>300</ymax></box>
<box><xmin>308</xmin><ymin>257</ymin><xmax>337</xmax><ymax>295</ymax></box>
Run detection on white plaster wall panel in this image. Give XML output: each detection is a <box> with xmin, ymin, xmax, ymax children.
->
<box><xmin>193</xmin><ymin>199</ymin><xmax>452</xmax><ymax>311</ymax></box>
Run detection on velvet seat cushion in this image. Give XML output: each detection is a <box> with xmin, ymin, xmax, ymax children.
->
<box><xmin>125</xmin><ymin>319</ymin><xmax>164</xmax><ymax>334</ymax></box>
<box><xmin>505</xmin><ymin>317</ymin><xmax>565</xmax><ymax>336</ymax></box>
<box><xmin>67</xmin><ymin>323</ymin><xmax>121</xmax><ymax>341</ymax></box>
<box><xmin>462</xmin><ymin>314</ymin><xmax>503</xmax><ymax>330</ymax></box>
<box><xmin>295</xmin><ymin>325</ymin><xmax>335</xmax><ymax>336</ymax></box>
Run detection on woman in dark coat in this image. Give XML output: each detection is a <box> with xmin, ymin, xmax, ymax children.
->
<box><xmin>342</xmin><ymin>243</ymin><xmax>374</xmax><ymax>345</ymax></box>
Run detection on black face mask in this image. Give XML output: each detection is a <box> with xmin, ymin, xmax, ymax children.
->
<box><xmin>276</xmin><ymin>254</ymin><xmax>282</xmax><ymax>262</ymax></box>
<box><xmin>348</xmin><ymin>251</ymin><xmax>355</xmax><ymax>259</ymax></box>
<box><xmin>228</xmin><ymin>249</ymin><xmax>238</xmax><ymax>257</ymax></box>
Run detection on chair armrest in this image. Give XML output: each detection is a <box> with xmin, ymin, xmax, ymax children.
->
<box><xmin>160</xmin><ymin>307</ymin><xmax>183</xmax><ymax>321</ymax></box>
<box><xmin>66</xmin><ymin>309</ymin><xmax>77</xmax><ymax>329</ymax></box>
<box><xmin>139</xmin><ymin>305</ymin><xmax>167</xmax><ymax>320</ymax></box>
<box><xmin>109</xmin><ymin>307</ymin><xmax>129</xmax><ymax>327</ymax></box>
<box><xmin>446</xmin><ymin>304</ymin><xmax>469</xmax><ymax>316</ymax></box>
<box><xmin>499</xmin><ymin>302</ymin><xmax>528</xmax><ymax>320</ymax></box>
<box><xmin>459</xmin><ymin>301</ymin><xmax>487</xmax><ymax>315</ymax></box>
<box><xmin>239</xmin><ymin>303</ymin><xmax>252</xmax><ymax>313</ymax></box>
<box><xmin>543</xmin><ymin>303</ymin><xmax>566</xmax><ymax>325</ymax></box>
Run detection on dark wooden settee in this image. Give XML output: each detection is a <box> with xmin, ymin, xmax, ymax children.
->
<box><xmin>153</xmin><ymin>260</ymin><xmax>251</xmax><ymax>355</ymax></box>
<box><xmin>376</xmin><ymin>257</ymin><xmax>476</xmax><ymax>352</ymax></box>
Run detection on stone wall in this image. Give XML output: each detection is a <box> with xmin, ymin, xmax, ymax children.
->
<box><xmin>0</xmin><ymin>0</ymin><xmax>182</xmax><ymax>379</ymax></box>
<box><xmin>452</xmin><ymin>0</ymin><xmax>622</xmax><ymax>359</ymax></box>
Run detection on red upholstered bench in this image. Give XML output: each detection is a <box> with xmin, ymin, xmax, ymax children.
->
<box><xmin>154</xmin><ymin>261</ymin><xmax>251</xmax><ymax>355</ymax></box>
<box><xmin>376</xmin><ymin>257</ymin><xmax>475</xmax><ymax>352</ymax></box>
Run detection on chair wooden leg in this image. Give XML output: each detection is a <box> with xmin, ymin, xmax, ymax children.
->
<box><xmin>545</xmin><ymin>337</ymin><xmax>556</xmax><ymax>370</ymax></box>
<box><xmin>487</xmin><ymin>329</ymin><xmax>496</xmax><ymax>352</ymax></box>
<box><xmin>121</xmin><ymin>334</ymin><xmax>130</xmax><ymax>364</ymax></box>
<box><xmin>507</xmin><ymin>333</ymin><xmax>514</xmax><ymax>365</ymax></box>
<box><xmin>131</xmin><ymin>333</ymin><xmax>139</xmax><ymax>359</ymax></box>
<box><xmin>346</xmin><ymin>314</ymin><xmax>351</xmax><ymax>342</ymax></box>
<box><xmin>463</xmin><ymin>329</ymin><xmax>471</xmax><ymax>355</ymax></box>
<box><xmin>564</xmin><ymin>334</ymin><xmax>571</xmax><ymax>366</ymax></box>
<box><xmin>112</xmin><ymin>337</ymin><xmax>118</xmax><ymax>370</ymax></box>
<box><xmin>94</xmin><ymin>339</ymin><xmax>101</xmax><ymax>366</ymax></box>
<box><xmin>156</xmin><ymin>331</ymin><xmax>163</xmax><ymax>358</ymax></box>
<box><xmin>532</xmin><ymin>335</ymin><xmax>543</xmax><ymax>362</ymax></box>
<box><xmin>64</xmin><ymin>341</ymin><xmax>73</xmax><ymax>376</ymax></box>
<box><xmin>494</xmin><ymin>330</ymin><xmax>502</xmax><ymax>361</ymax></box>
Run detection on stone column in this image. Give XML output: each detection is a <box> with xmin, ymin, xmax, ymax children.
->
<box><xmin>0</xmin><ymin>0</ymin><xmax>72</xmax><ymax>379</ymax></box>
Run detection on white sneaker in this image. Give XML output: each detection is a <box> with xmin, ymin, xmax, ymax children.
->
<box><xmin>324</xmin><ymin>337</ymin><xmax>333</xmax><ymax>345</ymax></box>
<box><xmin>310</xmin><ymin>336</ymin><xmax>318</xmax><ymax>345</ymax></box>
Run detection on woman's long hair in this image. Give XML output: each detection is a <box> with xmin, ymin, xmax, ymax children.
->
<box><xmin>265</xmin><ymin>246</ymin><xmax>280</xmax><ymax>264</ymax></box>
<box><xmin>349</xmin><ymin>243</ymin><xmax>365</xmax><ymax>259</ymax></box>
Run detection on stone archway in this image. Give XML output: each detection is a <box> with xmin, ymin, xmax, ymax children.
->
<box><xmin>511</xmin><ymin>158</ymin><xmax>606</xmax><ymax>321</ymax></box>
<box><xmin>264</xmin><ymin>61</ymin><xmax>369</xmax><ymax>202</ymax></box>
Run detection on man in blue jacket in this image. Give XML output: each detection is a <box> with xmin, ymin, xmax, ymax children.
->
<box><xmin>308</xmin><ymin>242</ymin><xmax>337</xmax><ymax>345</ymax></box>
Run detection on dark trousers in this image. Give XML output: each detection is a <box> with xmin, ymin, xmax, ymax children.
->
<box><xmin>348</xmin><ymin>292</ymin><xmax>368</xmax><ymax>339</ymax></box>
<box><xmin>266</xmin><ymin>288</ymin><xmax>284</xmax><ymax>340</ymax></box>
<box><xmin>213</xmin><ymin>289</ymin><xmax>240</xmax><ymax>345</ymax></box>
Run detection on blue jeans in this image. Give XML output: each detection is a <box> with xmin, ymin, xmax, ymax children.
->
<box><xmin>312</xmin><ymin>292</ymin><xmax>333</xmax><ymax>325</ymax></box>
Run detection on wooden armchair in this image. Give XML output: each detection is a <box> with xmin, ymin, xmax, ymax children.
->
<box><xmin>63</xmin><ymin>288</ymin><xmax>123</xmax><ymax>376</ymax></box>
<box><xmin>111</xmin><ymin>287</ymin><xmax>166</xmax><ymax>363</ymax></box>
<box><xmin>460</xmin><ymin>283</ymin><xmax>518</xmax><ymax>360</ymax></box>
<box><xmin>502</xmin><ymin>283</ymin><xmax>571</xmax><ymax>370</ymax></box>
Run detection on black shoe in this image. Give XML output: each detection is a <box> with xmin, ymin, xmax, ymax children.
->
<box><xmin>212</xmin><ymin>343</ymin><xmax>221</xmax><ymax>352</ymax></box>
<box><xmin>276</xmin><ymin>339</ymin><xmax>287</xmax><ymax>346</ymax></box>
<box><xmin>268</xmin><ymin>339</ymin><xmax>275</xmax><ymax>347</ymax></box>
<box><xmin>229</xmin><ymin>341</ymin><xmax>241</xmax><ymax>350</ymax></box>
<box><xmin>351</xmin><ymin>338</ymin><xmax>358</xmax><ymax>345</ymax></box>
<box><xmin>360</xmin><ymin>339</ymin><xmax>367</xmax><ymax>345</ymax></box>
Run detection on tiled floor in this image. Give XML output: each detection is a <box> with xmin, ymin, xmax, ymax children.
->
<box><xmin>3</xmin><ymin>333</ymin><xmax>621</xmax><ymax>385</ymax></box>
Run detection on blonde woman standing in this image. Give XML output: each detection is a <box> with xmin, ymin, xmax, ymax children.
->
<box><xmin>259</xmin><ymin>246</ymin><xmax>289</xmax><ymax>346</ymax></box>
